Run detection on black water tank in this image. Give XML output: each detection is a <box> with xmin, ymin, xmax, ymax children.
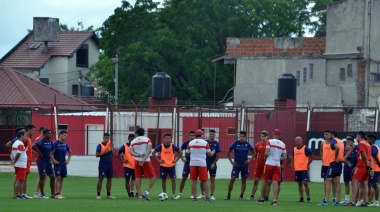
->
<box><xmin>277</xmin><ymin>73</ymin><xmax>297</xmax><ymax>100</ymax></box>
<box><xmin>82</xmin><ymin>83</ymin><xmax>94</xmax><ymax>96</ymax></box>
<box><xmin>152</xmin><ymin>72</ymin><xmax>171</xmax><ymax>99</ymax></box>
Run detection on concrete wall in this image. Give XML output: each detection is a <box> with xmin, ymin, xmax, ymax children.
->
<box><xmin>234</xmin><ymin>58</ymin><xmax>285</xmax><ymax>106</ymax></box>
<box><xmin>325</xmin><ymin>0</ymin><xmax>365</xmax><ymax>54</ymax></box>
<box><xmin>0</xmin><ymin>156</ymin><xmax>328</xmax><ymax>182</ymax></box>
<box><xmin>40</xmin><ymin>57</ymin><xmax>69</xmax><ymax>93</ymax></box>
<box><xmin>368</xmin><ymin>0</ymin><xmax>380</xmax><ymax>106</ymax></box>
<box><xmin>370</xmin><ymin>0</ymin><xmax>380</xmax><ymax>61</ymax></box>
<box><xmin>326</xmin><ymin>59</ymin><xmax>360</xmax><ymax>105</ymax></box>
<box><xmin>233</xmin><ymin>57</ymin><xmax>360</xmax><ymax>106</ymax></box>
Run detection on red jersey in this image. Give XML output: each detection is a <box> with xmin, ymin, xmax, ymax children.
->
<box><xmin>25</xmin><ymin>135</ymin><xmax>32</xmax><ymax>161</ymax></box>
<box><xmin>255</xmin><ymin>141</ymin><xmax>266</xmax><ymax>169</ymax></box>
<box><xmin>35</xmin><ymin>135</ymin><xmax>42</xmax><ymax>142</ymax></box>
<box><xmin>357</xmin><ymin>140</ymin><xmax>371</xmax><ymax>167</ymax></box>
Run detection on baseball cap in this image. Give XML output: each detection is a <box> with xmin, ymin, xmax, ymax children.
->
<box><xmin>195</xmin><ymin>129</ymin><xmax>204</xmax><ymax>136</ymax></box>
<box><xmin>272</xmin><ymin>129</ymin><xmax>281</xmax><ymax>136</ymax></box>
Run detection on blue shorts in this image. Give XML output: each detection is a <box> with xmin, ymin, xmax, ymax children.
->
<box><xmin>343</xmin><ymin>164</ymin><xmax>354</xmax><ymax>183</ymax></box>
<box><xmin>182</xmin><ymin>163</ymin><xmax>190</xmax><ymax>178</ymax></box>
<box><xmin>231</xmin><ymin>165</ymin><xmax>249</xmax><ymax>178</ymax></box>
<box><xmin>369</xmin><ymin>171</ymin><xmax>380</xmax><ymax>185</ymax></box>
<box><xmin>37</xmin><ymin>157</ymin><xmax>54</xmax><ymax>176</ymax></box>
<box><xmin>326</xmin><ymin>162</ymin><xmax>342</xmax><ymax>179</ymax></box>
<box><xmin>124</xmin><ymin>167</ymin><xmax>135</xmax><ymax>180</ymax></box>
<box><xmin>54</xmin><ymin>164</ymin><xmax>67</xmax><ymax>178</ymax></box>
<box><xmin>295</xmin><ymin>170</ymin><xmax>309</xmax><ymax>182</ymax></box>
<box><xmin>98</xmin><ymin>164</ymin><xmax>113</xmax><ymax>178</ymax></box>
<box><xmin>160</xmin><ymin>166</ymin><xmax>176</xmax><ymax>179</ymax></box>
<box><xmin>321</xmin><ymin>166</ymin><xmax>329</xmax><ymax>179</ymax></box>
<box><xmin>207</xmin><ymin>165</ymin><xmax>217</xmax><ymax>177</ymax></box>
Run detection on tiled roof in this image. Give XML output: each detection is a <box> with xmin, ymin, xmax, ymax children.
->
<box><xmin>0</xmin><ymin>66</ymin><xmax>95</xmax><ymax>110</ymax></box>
<box><xmin>0</xmin><ymin>31</ymin><xmax>98</xmax><ymax>69</ymax></box>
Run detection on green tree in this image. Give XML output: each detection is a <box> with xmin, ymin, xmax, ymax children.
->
<box><xmin>309</xmin><ymin>0</ymin><xmax>339</xmax><ymax>36</ymax></box>
<box><xmin>59</xmin><ymin>22</ymin><xmax>94</xmax><ymax>31</ymax></box>
<box><xmin>87</xmin><ymin>0</ymin><xmax>319</xmax><ymax>104</ymax></box>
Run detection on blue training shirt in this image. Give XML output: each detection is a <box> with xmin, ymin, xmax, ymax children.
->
<box><xmin>229</xmin><ymin>140</ymin><xmax>253</xmax><ymax>166</ymax></box>
<box><xmin>35</xmin><ymin>138</ymin><xmax>54</xmax><ymax>160</ymax></box>
<box><xmin>118</xmin><ymin>144</ymin><xmax>127</xmax><ymax>155</ymax></box>
<box><xmin>181</xmin><ymin>140</ymin><xmax>191</xmax><ymax>163</ymax></box>
<box><xmin>11</xmin><ymin>137</ymin><xmax>17</xmax><ymax>143</ymax></box>
<box><xmin>330</xmin><ymin>139</ymin><xmax>338</xmax><ymax>150</ymax></box>
<box><xmin>372</xmin><ymin>145</ymin><xmax>379</xmax><ymax>157</ymax></box>
<box><xmin>206</xmin><ymin>140</ymin><xmax>221</xmax><ymax>166</ymax></box>
<box><xmin>96</xmin><ymin>143</ymin><xmax>113</xmax><ymax>165</ymax></box>
<box><xmin>53</xmin><ymin>140</ymin><xmax>70</xmax><ymax>163</ymax></box>
<box><xmin>344</xmin><ymin>145</ymin><xmax>358</xmax><ymax>168</ymax></box>
<box><xmin>155</xmin><ymin>143</ymin><xmax>179</xmax><ymax>152</ymax></box>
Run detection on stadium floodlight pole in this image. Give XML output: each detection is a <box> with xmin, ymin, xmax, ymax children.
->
<box><xmin>111</xmin><ymin>55</ymin><xmax>119</xmax><ymax>109</ymax></box>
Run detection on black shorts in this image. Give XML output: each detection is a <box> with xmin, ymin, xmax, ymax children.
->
<box><xmin>208</xmin><ymin>166</ymin><xmax>217</xmax><ymax>177</ymax></box>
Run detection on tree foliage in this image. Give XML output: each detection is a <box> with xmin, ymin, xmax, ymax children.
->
<box><xmin>309</xmin><ymin>0</ymin><xmax>340</xmax><ymax>36</ymax></box>
<box><xmin>59</xmin><ymin>22</ymin><xmax>94</xmax><ymax>31</ymax></box>
<box><xmin>87</xmin><ymin>0</ymin><xmax>329</xmax><ymax>104</ymax></box>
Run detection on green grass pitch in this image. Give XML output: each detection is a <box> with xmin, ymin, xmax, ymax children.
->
<box><xmin>0</xmin><ymin>172</ymin><xmax>376</xmax><ymax>211</ymax></box>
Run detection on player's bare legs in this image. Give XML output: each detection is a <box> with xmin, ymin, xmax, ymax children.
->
<box><xmin>210</xmin><ymin>176</ymin><xmax>216</xmax><ymax>195</ymax></box>
<box><xmin>48</xmin><ymin>174</ymin><xmax>55</xmax><ymax>196</ymax></box>
<box><xmin>106</xmin><ymin>178</ymin><xmax>112</xmax><ymax>194</ymax></box>
<box><xmin>191</xmin><ymin>179</ymin><xmax>197</xmax><ymax>200</ymax></box>
<box><xmin>39</xmin><ymin>175</ymin><xmax>46</xmax><ymax>196</ymax></box>
<box><xmin>162</xmin><ymin>178</ymin><xmax>167</xmax><ymax>193</ymax></box>
<box><xmin>273</xmin><ymin>181</ymin><xmax>280</xmax><ymax>201</ymax></box>
<box><xmin>135</xmin><ymin>178</ymin><xmax>142</xmax><ymax>196</ymax></box>
<box><xmin>171</xmin><ymin>178</ymin><xmax>176</xmax><ymax>196</ymax></box>
<box><xmin>97</xmin><ymin>178</ymin><xmax>104</xmax><ymax>197</ymax></box>
<box><xmin>145</xmin><ymin>176</ymin><xmax>156</xmax><ymax>193</ymax></box>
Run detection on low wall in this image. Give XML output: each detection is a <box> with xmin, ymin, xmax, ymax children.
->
<box><xmin>0</xmin><ymin>156</ymin><xmax>330</xmax><ymax>182</ymax></box>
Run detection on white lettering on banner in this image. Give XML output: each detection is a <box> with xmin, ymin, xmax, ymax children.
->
<box><xmin>308</xmin><ymin>138</ymin><xmax>324</xmax><ymax>150</ymax></box>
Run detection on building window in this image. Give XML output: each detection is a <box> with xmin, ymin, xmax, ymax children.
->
<box><xmin>340</xmin><ymin>68</ymin><xmax>346</xmax><ymax>81</ymax></box>
<box><xmin>227</xmin><ymin>127</ymin><xmax>236</xmax><ymax>135</ymax></box>
<box><xmin>76</xmin><ymin>44</ymin><xmax>89</xmax><ymax>67</ymax></box>
<box><xmin>128</xmin><ymin>126</ymin><xmax>140</xmax><ymax>131</ymax></box>
<box><xmin>296</xmin><ymin>70</ymin><xmax>300</xmax><ymax>86</ymax></box>
<box><xmin>310</xmin><ymin>64</ymin><xmax>314</xmax><ymax>79</ymax></box>
<box><xmin>370</xmin><ymin>73</ymin><xmax>380</xmax><ymax>82</ymax></box>
<box><xmin>58</xmin><ymin>124</ymin><xmax>68</xmax><ymax>132</ymax></box>
<box><xmin>347</xmin><ymin>64</ymin><xmax>353</xmax><ymax>78</ymax></box>
<box><xmin>39</xmin><ymin>78</ymin><xmax>49</xmax><ymax>85</ymax></box>
<box><xmin>303</xmin><ymin>68</ymin><xmax>307</xmax><ymax>83</ymax></box>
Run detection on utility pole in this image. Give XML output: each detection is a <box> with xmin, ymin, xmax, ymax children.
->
<box><xmin>78</xmin><ymin>70</ymin><xmax>82</xmax><ymax>99</ymax></box>
<box><xmin>111</xmin><ymin>55</ymin><xmax>119</xmax><ymax>109</ymax></box>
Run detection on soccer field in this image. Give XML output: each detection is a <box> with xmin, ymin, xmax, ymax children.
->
<box><xmin>0</xmin><ymin>172</ymin><xmax>376</xmax><ymax>211</ymax></box>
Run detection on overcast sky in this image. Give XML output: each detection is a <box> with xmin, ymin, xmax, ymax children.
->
<box><xmin>0</xmin><ymin>0</ymin><xmax>142</xmax><ymax>58</ymax></box>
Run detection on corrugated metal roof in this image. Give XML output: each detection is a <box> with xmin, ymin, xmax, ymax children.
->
<box><xmin>0</xmin><ymin>31</ymin><xmax>98</xmax><ymax>69</ymax></box>
<box><xmin>0</xmin><ymin>66</ymin><xmax>95</xmax><ymax>110</ymax></box>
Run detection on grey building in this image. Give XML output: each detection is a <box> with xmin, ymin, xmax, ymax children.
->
<box><xmin>213</xmin><ymin>0</ymin><xmax>380</xmax><ymax>107</ymax></box>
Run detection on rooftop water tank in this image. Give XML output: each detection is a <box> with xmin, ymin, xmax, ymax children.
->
<box><xmin>81</xmin><ymin>83</ymin><xmax>94</xmax><ymax>96</ymax></box>
<box><xmin>277</xmin><ymin>73</ymin><xmax>297</xmax><ymax>100</ymax></box>
<box><xmin>152</xmin><ymin>72</ymin><xmax>171</xmax><ymax>99</ymax></box>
